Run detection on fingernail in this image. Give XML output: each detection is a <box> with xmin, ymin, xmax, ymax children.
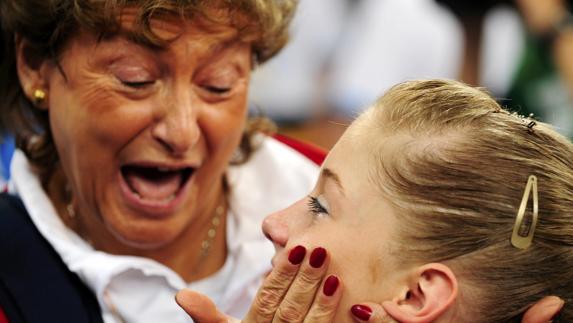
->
<box><xmin>288</xmin><ymin>245</ymin><xmax>306</xmax><ymax>265</ymax></box>
<box><xmin>351</xmin><ymin>304</ymin><xmax>372</xmax><ymax>321</ymax></box>
<box><xmin>323</xmin><ymin>275</ymin><xmax>339</xmax><ymax>296</ymax></box>
<box><xmin>309</xmin><ymin>247</ymin><xmax>327</xmax><ymax>268</ymax></box>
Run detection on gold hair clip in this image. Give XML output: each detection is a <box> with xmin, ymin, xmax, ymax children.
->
<box><xmin>526</xmin><ymin>113</ymin><xmax>537</xmax><ymax>134</ymax></box>
<box><xmin>511</xmin><ymin>175</ymin><xmax>538</xmax><ymax>249</ymax></box>
<box><xmin>509</xmin><ymin>112</ymin><xmax>537</xmax><ymax>133</ymax></box>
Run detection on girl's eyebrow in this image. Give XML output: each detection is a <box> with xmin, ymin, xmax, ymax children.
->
<box><xmin>321</xmin><ymin>168</ymin><xmax>345</xmax><ymax>196</ymax></box>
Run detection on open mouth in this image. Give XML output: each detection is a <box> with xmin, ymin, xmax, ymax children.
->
<box><xmin>121</xmin><ymin>165</ymin><xmax>194</xmax><ymax>203</ymax></box>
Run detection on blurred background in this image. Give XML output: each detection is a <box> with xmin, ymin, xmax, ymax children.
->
<box><xmin>251</xmin><ymin>0</ymin><xmax>573</xmax><ymax>149</ymax></box>
<box><xmin>2</xmin><ymin>0</ymin><xmax>573</xmax><ymax>186</ymax></box>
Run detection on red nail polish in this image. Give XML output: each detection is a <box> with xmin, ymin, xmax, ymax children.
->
<box><xmin>309</xmin><ymin>247</ymin><xmax>327</xmax><ymax>268</ymax></box>
<box><xmin>288</xmin><ymin>245</ymin><xmax>306</xmax><ymax>265</ymax></box>
<box><xmin>323</xmin><ymin>275</ymin><xmax>339</xmax><ymax>296</ymax></box>
<box><xmin>351</xmin><ymin>304</ymin><xmax>372</xmax><ymax>321</ymax></box>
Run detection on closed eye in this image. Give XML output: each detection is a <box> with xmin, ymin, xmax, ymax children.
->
<box><xmin>202</xmin><ymin>85</ymin><xmax>231</xmax><ymax>95</ymax></box>
<box><xmin>308</xmin><ymin>195</ymin><xmax>329</xmax><ymax>216</ymax></box>
<box><xmin>121</xmin><ymin>80</ymin><xmax>156</xmax><ymax>88</ymax></box>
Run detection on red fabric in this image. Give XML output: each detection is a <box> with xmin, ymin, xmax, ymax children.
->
<box><xmin>0</xmin><ymin>307</ymin><xmax>8</xmax><ymax>323</ymax></box>
<box><xmin>273</xmin><ymin>134</ymin><xmax>327</xmax><ymax>165</ymax></box>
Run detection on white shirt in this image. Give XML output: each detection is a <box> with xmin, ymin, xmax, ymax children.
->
<box><xmin>10</xmin><ymin>137</ymin><xmax>319</xmax><ymax>323</ymax></box>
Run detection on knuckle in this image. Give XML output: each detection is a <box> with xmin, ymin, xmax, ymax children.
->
<box><xmin>296</xmin><ymin>269</ymin><xmax>321</xmax><ymax>286</ymax></box>
<box><xmin>316</xmin><ymin>294</ymin><xmax>336</xmax><ymax>308</ymax></box>
<box><xmin>252</xmin><ymin>287</ymin><xmax>283</xmax><ymax>320</ymax></box>
<box><xmin>271</xmin><ymin>266</ymin><xmax>297</xmax><ymax>284</ymax></box>
<box><xmin>283</xmin><ymin>270</ymin><xmax>322</xmax><ymax>300</ymax></box>
<box><xmin>295</xmin><ymin>271</ymin><xmax>322</xmax><ymax>290</ymax></box>
<box><xmin>275</xmin><ymin>298</ymin><xmax>305</xmax><ymax>323</ymax></box>
<box><xmin>303</xmin><ymin>310</ymin><xmax>335</xmax><ymax>323</ymax></box>
<box><xmin>303</xmin><ymin>298</ymin><xmax>337</xmax><ymax>322</ymax></box>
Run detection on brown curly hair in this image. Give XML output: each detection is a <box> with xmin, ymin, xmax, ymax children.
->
<box><xmin>0</xmin><ymin>0</ymin><xmax>293</xmax><ymax>182</ymax></box>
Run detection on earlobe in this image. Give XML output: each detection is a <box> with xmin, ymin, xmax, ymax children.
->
<box><xmin>382</xmin><ymin>263</ymin><xmax>458</xmax><ymax>323</ymax></box>
<box><xmin>15</xmin><ymin>35</ymin><xmax>51</xmax><ymax>110</ymax></box>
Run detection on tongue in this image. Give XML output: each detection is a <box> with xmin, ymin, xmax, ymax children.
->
<box><xmin>125</xmin><ymin>170</ymin><xmax>182</xmax><ymax>201</ymax></box>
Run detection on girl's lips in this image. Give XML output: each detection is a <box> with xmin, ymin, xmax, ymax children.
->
<box><xmin>118</xmin><ymin>165</ymin><xmax>195</xmax><ymax>218</ymax></box>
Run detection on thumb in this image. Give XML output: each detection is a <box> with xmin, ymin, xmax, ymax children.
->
<box><xmin>350</xmin><ymin>303</ymin><xmax>399</xmax><ymax>323</ymax></box>
<box><xmin>521</xmin><ymin>296</ymin><xmax>564</xmax><ymax>323</ymax></box>
<box><xmin>175</xmin><ymin>289</ymin><xmax>237</xmax><ymax>323</ymax></box>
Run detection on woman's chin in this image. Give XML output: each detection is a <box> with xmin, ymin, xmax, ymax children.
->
<box><xmin>105</xmin><ymin>217</ymin><xmax>185</xmax><ymax>250</ymax></box>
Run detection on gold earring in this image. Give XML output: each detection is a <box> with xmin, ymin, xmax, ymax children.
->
<box><xmin>33</xmin><ymin>89</ymin><xmax>46</xmax><ymax>103</ymax></box>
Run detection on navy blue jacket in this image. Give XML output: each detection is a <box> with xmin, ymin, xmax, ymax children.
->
<box><xmin>0</xmin><ymin>193</ymin><xmax>103</xmax><ymax>323</ymax></box>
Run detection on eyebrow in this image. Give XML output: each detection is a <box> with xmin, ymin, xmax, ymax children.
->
<box><xmin>321</xmin><ymin>168</ymin><xmax>345</xmax><ymax>196</ymax></box>
<box><xmin>112</xmin><ymin>28</ymin><xmax>241</xmax><ymax>56</ymax></box>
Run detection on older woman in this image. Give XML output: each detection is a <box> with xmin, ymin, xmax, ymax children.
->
<box><xmin>180</xmin><ymin>80</ymin><xmax>570</xmax><ymax>322</ymax></box>
<box><xmin>0</xmin><ymin>1</ymin><xmax>325</xmax><ymax>322</ymax></box>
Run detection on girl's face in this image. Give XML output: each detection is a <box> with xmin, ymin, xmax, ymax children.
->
<box><xmin>262</xmin><ymin>123</ymin><xmax>408</xmax><ymax>321</ymax></box>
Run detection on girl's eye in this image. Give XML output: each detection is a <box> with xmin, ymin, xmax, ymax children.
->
<box><xmin>308</xmin><ymin>195</ymin><xmax>329</xmax><ymax>218</ymax></box>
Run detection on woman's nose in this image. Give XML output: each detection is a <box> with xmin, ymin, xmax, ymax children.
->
<box><xmin>151</xmin><ymin>92</ymin><xmax>200</xmax><ymax>155</ymax></box>
<box><xmin>262</xmin><ymin>211</ymin><xmax>289</xmax><ymax>248</ymax></box>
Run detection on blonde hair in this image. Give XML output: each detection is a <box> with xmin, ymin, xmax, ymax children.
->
<box><xmin>0</xmin><ymin>0</ymin><xmax>294</xmax><ymax>183</ymax></box>
<box><xmin>363</xmin><ymin>79</ymin><xmax>573</xmax><ymax>322</ymax></box>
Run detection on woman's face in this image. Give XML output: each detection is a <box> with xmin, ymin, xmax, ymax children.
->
<box><xmin>43</xmin><ymin>13</ymin><xmax>252</xmax><ymax>248</ymax></box>
<box><xmin>262</xmin><ymin>124</ymin><xmax>407</xmax><ymax>321</ymax></box>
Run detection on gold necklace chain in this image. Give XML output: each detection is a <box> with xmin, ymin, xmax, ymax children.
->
<box><xmin>190</xmin><ymin>201</ymin><xmax>225</xmax><ymax>276</ymax></box>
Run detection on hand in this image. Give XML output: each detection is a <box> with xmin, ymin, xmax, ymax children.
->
<box><xmin>176</xmin><ymin>289</ymin><xmax>238</xmax><ymax>323</ymax></box>
<box><xmin>522</xmin><ymin>296</ymin><xmax>564</xmax><ymax>323</ymax></box>
<box><xmin>176</xmin><ymin>245</ymin><xmax>343</xmax><ymax>322</ymax></box>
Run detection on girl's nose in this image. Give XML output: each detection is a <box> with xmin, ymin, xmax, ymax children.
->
<box><xmin>262</xmin><ymin>211</ymin><xmax>289</xmax><ymax>247</ymax></box>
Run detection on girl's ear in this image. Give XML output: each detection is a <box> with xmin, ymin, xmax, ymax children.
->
<box><xmin>15</xmin><ymin>35</ymin><xmax>52</xmax><ymax>110</ymax></box>
<box><xmin>382</xmin><ymin>263</ymin><xmax>458</xmax><ymax>323</ymax></box>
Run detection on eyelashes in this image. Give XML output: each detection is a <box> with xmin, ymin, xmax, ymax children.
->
<box><xmin>120</xmin><ymin>80</ymin><xmax>155</xmax><ymax>88</ymax></box>
<box><xmin>308</xmin><ymin>195</ymin><xmax>329</xmax><ymax>217</ymax></box>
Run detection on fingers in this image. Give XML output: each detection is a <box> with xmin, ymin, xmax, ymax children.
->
<box><xmin>272</xmin><ymin>247</ymin><xmax>329</xmax><ymax>323</ymax></box>
<box><xmin>350</xmin><ymin>303</ymin><xmax>399</xmax><ymax>323</ymax></box>
<box><xmin>302</xmin><ymin>275</ymin><xmax>343</xmax><ymax>323</ymax></box>
<box><xmin>244</xmin><ymin>245</ymin><xmax>308</xmax><ymax>322</ymax></box>
<box><xmin>175</xmin><ymin>289</ymin><xmax>231</xmax><ymax>323</ymax></box>
<box><xmin>244</xmin><ymin>245</ymin><xmax>341</xmax><ymax>323</ymax></box>
<box><xmin>521</xmin><ymin>296</ymin><xmax>564</xmax><ymax>323</ymax></box>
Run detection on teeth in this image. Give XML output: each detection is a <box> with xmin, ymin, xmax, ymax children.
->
<box><xmin>131</xmin><ymin>189</ymin><xmax>176</xmax><ymax>202</ymax></box>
